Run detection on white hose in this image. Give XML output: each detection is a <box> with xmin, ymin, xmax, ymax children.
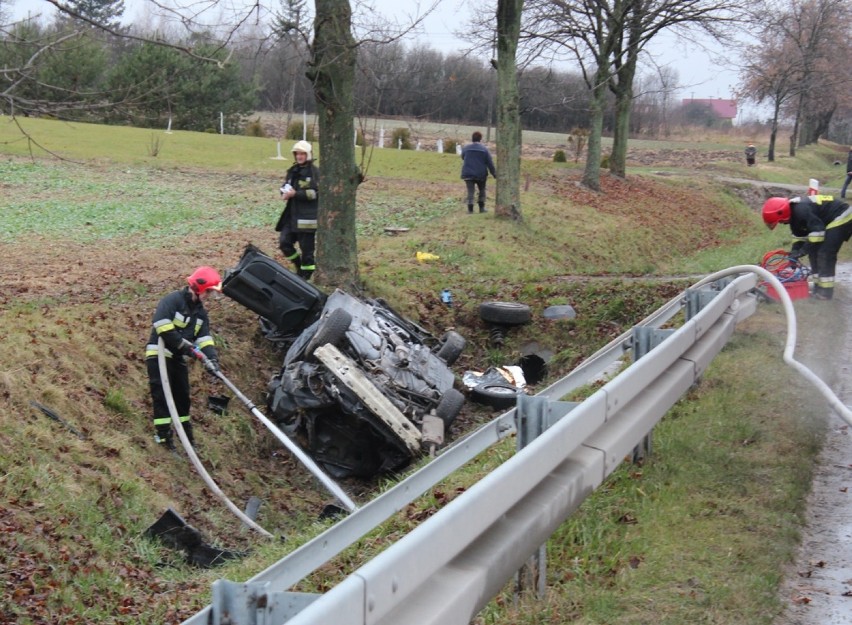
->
<box><xmin>157</xmin><ymin>338</ymin><xmax>274</xmax><ymax>538</ymax></box>
<box><xmin>693</xmin><ymin>265</ymin><xmax>852</xmax><ymax>427</ymax></box>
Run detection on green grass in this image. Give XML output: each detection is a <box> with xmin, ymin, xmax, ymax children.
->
<box><xmin>0</xmin><ymin>116</ymin><xmax>844</xmax><ymax>624</ymax></box>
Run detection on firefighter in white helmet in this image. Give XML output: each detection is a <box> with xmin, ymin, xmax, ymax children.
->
<box><xmin>275</xmin><ymin>140</ymin><xmax>319</xmax><ymax>280</ymax></box>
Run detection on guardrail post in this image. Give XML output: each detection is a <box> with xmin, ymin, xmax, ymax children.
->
<box><xmin>630</xmin><ymin>326</ymin><xmax>675</xmax><ymax>463</ymax></box>
<box><xmin>685</xmin><ymin>278</ymin><xmax>733</xmax><ymax>320</ymax></box>
<box><xmin>514</xmin><ymin>394</ymin><xmax>579</xmax><ymax>602</ymax></box>
<box><xmin>210</xmin><ymin>579</ymin><xmax>319</xmax><ymax>624</ymax></box>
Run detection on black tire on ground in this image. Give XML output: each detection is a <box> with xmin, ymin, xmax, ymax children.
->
<box><xmin>435</xmin><ymin>331</ymin><xmax>466</xmax><ymax>365</ymax></box>
<box><xmin>479</xmin><ymin>301</ymin><xmax>532</xmax><ymax>326</ymax></box>
<box><xmin>305</xmin><ymin>308</ymin><xmax>352</xmax><ymax>359</ymax></box>
<box><xmin>469</xmin><ymin>383</ymin><xmax>520</xmax><ymax>410</ymax></box>
<box><xmin>435</xmin><ymin>388</ymin><xmax>465</xmax><ymax>427</ymax></box>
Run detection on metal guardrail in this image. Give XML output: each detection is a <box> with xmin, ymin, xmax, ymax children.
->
<box><xmin>182</xmin><ymin>274</ymin><xmax>758</xmax><ymax>625</ymax></box>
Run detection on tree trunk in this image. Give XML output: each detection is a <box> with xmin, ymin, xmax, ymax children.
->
<box><xmin>609</xmin><ymin>70</ymin><xmax>635</xmax><ymax>178</ymax></box>
<box><xmin>308</xmin><ymin>0</ymin><xmax>361</xmax><ymax>289</ymax></box>
<box><xmin>582</xmin><ymin>67</ymin><xmax>609</xmax><ymax>191</ymax></box>
<box><xmin>768</xmin><ymin>99</ymin><xmax>781</xmax><ymax>162</ymax></box>
<box><xmin>790</xmin><ymin>92</ymin><xmax>804</xmax><ymax>157</ymax></box>
<box><xmin>495</xmin><ymin>0</ymin><xmax>523</xmax><ymax>221</ymax></box>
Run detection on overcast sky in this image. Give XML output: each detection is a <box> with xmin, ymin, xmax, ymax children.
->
<box><xmin>7</xmin><ymin>0</ymin><xmax>756</xmax><ymax>120</ymax></box>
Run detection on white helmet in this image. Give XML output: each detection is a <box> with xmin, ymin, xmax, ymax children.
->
<box><xmin>292</xmin><ymin>140</ymin><xmax>312</xmax><ymax>160</ymax></box>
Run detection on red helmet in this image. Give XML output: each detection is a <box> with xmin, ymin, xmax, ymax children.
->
<box><xmin>762</xmin><ymin>197</ymin><xmax>791</xmax><ymax>229</ymax></box>
<box><xmin>187</xmin><ymin>266</ymin><xmax>222</xmax><ymax>294</ymax></box>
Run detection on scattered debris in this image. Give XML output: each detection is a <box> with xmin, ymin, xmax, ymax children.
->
<box><xmin>30</xmin><ymin>401</ymin><xmax>86</xmax><ymax>440</ymax></box>
<box><xmin>145</xmin><ymin>508</ymin><xmax>246</xmax><ymax>568</ymax></box>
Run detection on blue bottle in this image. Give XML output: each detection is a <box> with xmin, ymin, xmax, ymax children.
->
<box><xmin>441</xmin><ymin>289</ymin><xmax>453</xmax><ymax>307</ymax></box>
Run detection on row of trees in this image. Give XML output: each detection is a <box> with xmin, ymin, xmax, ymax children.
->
<box><xmin>740</xmin><ymin>0</ymin><xmax>852</xmax><ymax>161</ymax></box>
<box><xmin>4</xmin><ymin>0</ymin><xmax>851</xmax><ymax>286</ymax></box>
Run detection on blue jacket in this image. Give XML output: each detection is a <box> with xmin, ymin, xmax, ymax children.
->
<box><xmin>460</xmin><ymin>142</ymin><xmax>496</xmax><ymax>180</ymax></box>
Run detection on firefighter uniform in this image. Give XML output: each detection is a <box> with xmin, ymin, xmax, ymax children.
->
<box><xmin>145</xmin><ymin>286</ymin><xmax>218</xmax><ymax>447</ymax></box>
<box><xmin>788</xmin><ymin>195</ymin><xmax>852</xmax><ymax>299</ymax></box>
<box><xmin>276</xmin><ymin>158</ymin><xmax>319</xmax><ymax>280</ymax></box>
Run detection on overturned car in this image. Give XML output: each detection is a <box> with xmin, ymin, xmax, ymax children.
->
<box><xmin>222</xmin><ymin>245</ymin><xmax>466</xmax><ymax>478</ymax></box>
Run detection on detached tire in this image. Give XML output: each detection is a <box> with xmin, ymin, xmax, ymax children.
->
<box><xmin>436</xmin><ymin>331</ymin><xmax>466</xmax><ymax>365</ymax></box>
<box><xmin>479</xmin><ymin>301</ymin><xmax>531</xmax><ymax>326</ymax></box>
<box><xmin>305</xmin><ymin>308</ymin><xmax>352</xmax><ymax>359</ymax></box>
<box><xmin>435</xmin><ymin>388</ymin><xmax>465</xmax><ymax>427</ymax></box>
<box><xmin>470</xmin><ymin>383</ymin><xmax>521</xmax><ymax>410</ymax></box>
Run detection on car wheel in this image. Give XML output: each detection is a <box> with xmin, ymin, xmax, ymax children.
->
<box><xmin>435</xmin><ymin>388</ymin><xmax>465</xmax><ymax>427</ymax></box>
<box><xmin>470</xmin><ymin>383</ymin><xmax>521</xmax><ymax>410</ymax></box>
<box><xmin>479</xmin><ymin>301</ymin><xmax>532</xmax><ymax>326</ymax></box>
<box><xmin>305</xmin><ymin>308</ymin><xmax>353</xmax><ymax>359</ymax></box>
<box><xmin>435</xmin><ymin>331</ymin><xmax>466</xmax><ymax>365</ymax></box>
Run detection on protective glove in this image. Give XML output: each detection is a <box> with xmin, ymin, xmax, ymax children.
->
<box><xmin>204</xmin><ymin>358</ymin><xmax>220</xmax><ymax>375</ymax></box>
<box><xmin>788</xmin><ymin>248</ymin><xmax>805</xmax><ymax>260</ymax></box>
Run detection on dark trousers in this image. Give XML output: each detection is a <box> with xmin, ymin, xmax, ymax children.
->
<box><xmin>841</xmin><ymin>174</ymin><xmax>852</xmax><ymax>198</ymax></box>
<box><xmin>279</xmin><ymin>225</ymin><xmax>316</xmax><ymax>270</ymax></box>
<box><xmin>147</xmin><ymin>357</ymin><xmax>190</xmax><ymax>433</ymax></box>
<box><xmin>464</xmin><ymin>179</ymin><xmax>487</xmax><ymax>207</ymax></box>
<box><xmin>812</xmin><ymin>220</ymin><xmax>852</xmax><ymax>296</ymax></box>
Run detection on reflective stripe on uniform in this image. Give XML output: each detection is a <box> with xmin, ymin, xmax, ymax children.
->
<box><xmin>827</xmin><ymin>206</ymin><xmax>852</xmax><ymax>229</ymax></box>
<box><xmin>305</xmin><ymin>189</ymin><xmax>317</xmax><ymax>201</ymax></box>
<box><xmin>173</xmin><ymin>312</ymin><xmax>189</xmax><ymax>328</ymax></box>
<box><xmin>300</xmin><ymin>264</ymin><xmax>316</xmax><ymax>271</ymax></box>
<box><xmin>146</xmin><ymin>343</ymin><xmax>176</xmax><ymax>358</ymax></box>
<box><xmin>285</xmin><ymin>251</ymin><xmax>300</xmax><ymax>260</ymax></box>
<box><xmin>153</xmin><ymin>416</ymin><xmax>190</xmax><ymax>424</ymax></box>
<box><xmin>196</xmin><ymin>335</ymin><xmax>215</xmax><ymax>349</ymax></box>
<box><xmin>808</xmin><ymin>231</ymin><xmax>825</xmax><ymax>243</ymax></box>
<box><xmin>154</xmin><ymin>318</ymin><xmax>175</xmax><ymax>333</ymax></box>
<box><xmin>817</xmin><ymin>275</ymin><xmax>835</xmax><ymax>287</ymax></box>
<box><xmin>297</xmin><ymin>219</ymin><xmax>318</xmax><ymax>230</ymax></box>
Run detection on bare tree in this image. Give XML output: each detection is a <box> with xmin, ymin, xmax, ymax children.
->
<box><xmin>525</xmin><ymin>0</ymin><xmax>744</xmax><ymax>188</ymax></box>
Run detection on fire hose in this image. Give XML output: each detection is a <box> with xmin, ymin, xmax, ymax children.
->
<box><xmin>179</xmin><ymin>339</ymin><xmax>358</xmax><ymax>514</ymax></box>
<box><xmin>695</xmin><ymin>265</ymin><xmax>852</xmax><ymax>428</ymax></box>
<box><xmin>157</xmin><ymin>338</ymin><xmax>274</xmax><ymax>538</ymax></box>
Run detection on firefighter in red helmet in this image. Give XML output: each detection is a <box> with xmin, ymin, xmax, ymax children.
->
<box><xmin>762</xmin><ymin>195</ymin><xmax>852</xmax><ymax>299</ymax></box>
<box><xmin>145</xmin><ymin>267</ymin><xmax>222</xmax><ymax>449</ymax></box>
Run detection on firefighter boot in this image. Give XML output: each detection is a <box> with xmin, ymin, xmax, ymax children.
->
<box><xmin>813</xmin><ymin>285</ymin><xmax>834</xmax><ymax>300</ymax></box>
<box><xmin>467</xmin><ymin>204</ymin><xmax>474</xmax><ymax>214</ymax></box>
<box><xmin>478</xmin><ymin>201</ymin><xmax>487</xmax><ymax>213</ymax></box>
<box><xmin>154</xmin><ymin>426</ymin><xmax>176</xmax><ymax>451</ymax></box>
<box><xmin>182</xmin><ymin>422</ymin><xmax>195</xmax><ymax>447</ymax></box>
<box><xmin>298</xmin><ymin>268</ymin><xmax>314</xmax><ymax>281</ymax></box>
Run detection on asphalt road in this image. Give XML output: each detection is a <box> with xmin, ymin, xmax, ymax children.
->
<box><xmin>774</xmin><ymin>262</ymin><xmax>852</xmax><ymax>624</ymax></box>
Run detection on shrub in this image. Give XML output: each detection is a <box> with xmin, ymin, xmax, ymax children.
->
<box><xmin>600</xmin><ymin>152</ymin><xmax>611</xmax><ymax>169</ymax></box>
<box><xmin>553</xmin><ymin>149</ymin><xmax>567</xmax><ymax>163</ymax></box>
<box><xmin>286</xmin><ymin>121</ymin><xmax>316</xmax><ymax>141</ymax></box>
<box><xmin>244</xmin><ymin>118</ymin><xmax>266</xmax><ymax>138</ymax></box>
<box><xmin>392</xmin><ymin>127</ymin><xmax>412</xmax><ymax>150</ymax></box>
<box><xmin>444</xmin><ymin>138</ymin><xmax>458</xmax><ymax>154</ymax></box>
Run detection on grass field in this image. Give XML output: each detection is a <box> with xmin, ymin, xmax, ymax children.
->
<box><xmin>0</xmin><ymin>115</ymin><xmax>847</xmax><ymax>624</ymax></box>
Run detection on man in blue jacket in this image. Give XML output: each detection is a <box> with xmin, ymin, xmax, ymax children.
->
<box><xmin>460</xmin><ymin>131</ymin><xmax>496</xmax><ymax>214</ymax></box>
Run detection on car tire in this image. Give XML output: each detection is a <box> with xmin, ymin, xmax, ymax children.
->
<box><xmin>435</xmin><ymin>331</ymin><xmax>466</xmax><ymax>365</ymax></box>
<box><xmin>305</xmin><ymin>308</ymin><xmax>353</xmax><ymax>359</ymax></box>
<box><xmin>479</xmin><ymin>301</ymin><xmax>532</xmax><ymax>326</ymax></box>
<box><xmin>469</xmin><ymin>383</ymin><xmax>521</xmax><ymax>410</ymax></box>
<box><xmin>435</xmin><ymin>388</ymin><xmax>465</xmax><ymax>427</ymax></box>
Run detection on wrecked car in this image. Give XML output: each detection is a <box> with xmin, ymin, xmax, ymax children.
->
<box><xmin>222</xmin><ymin>245</ymin><xmax>466</xmax><ymax>478</ymax></box>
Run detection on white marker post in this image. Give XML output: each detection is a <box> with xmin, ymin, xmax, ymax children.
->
<box><xmin>379</xmin><ymin>125</ymin><xmax>384</xmax><ymax>148</ymax></box>
<box><xmin>219</xmin><ymin>112</ymin><xmax>224</xmax><ymax>135</ymax></box>
<box><xmin>271</xmin><ymin>140</ymin><xmax>286</xmax><ymax>160</ymax></box>
<box><xmin>165</xmin><ymin>117</ymin><xmax>172</xmax><ymax>134</ymax></box>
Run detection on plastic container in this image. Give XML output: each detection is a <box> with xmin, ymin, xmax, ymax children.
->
<box><xmin>764</xmin><ymin>279</ymin><xmax>810</xmax><ymax>301</ymax></box>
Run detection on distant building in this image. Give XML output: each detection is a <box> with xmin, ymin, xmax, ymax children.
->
<box><xmin>681</xmin><ymin>98</ymin><xmax>738</xmax><ymax>126</ymax></box>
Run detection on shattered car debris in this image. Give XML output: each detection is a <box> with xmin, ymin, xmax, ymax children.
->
<box><xmin>222</xmin><ymin>245</ymin><xmax>466</xmax><ymax>478</ymax></box>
